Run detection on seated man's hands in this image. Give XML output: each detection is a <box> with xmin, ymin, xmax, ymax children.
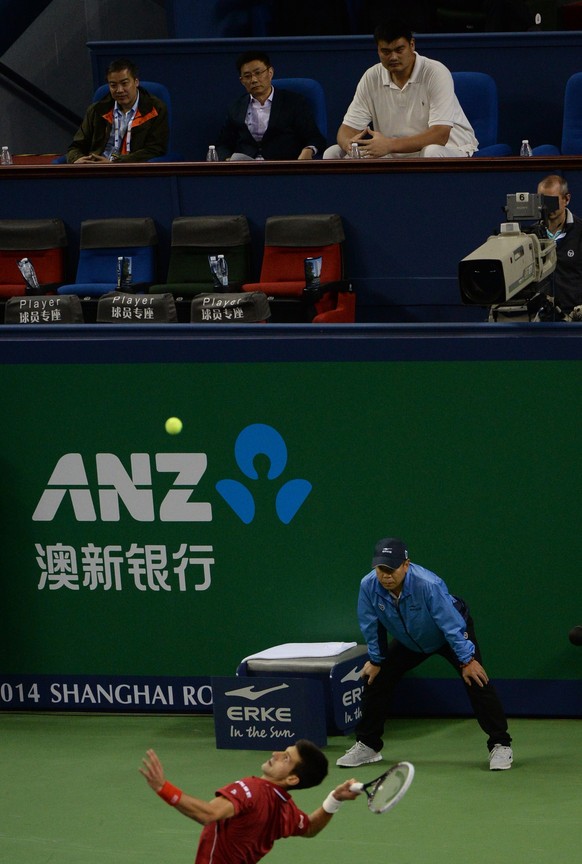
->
<box><xmin>349</xmin><ymin>128</ymin><xmax>392</xmax><ymax>158</ymax></box>
<box><xmin>298</xmin><ymin>147</ymin><xmax>314</xmax><ymax>160</ymax></box>
<box><xmin>74</xmin><ymin>153</ymin><xmax>112</xmax><ymax>163</ymax></box>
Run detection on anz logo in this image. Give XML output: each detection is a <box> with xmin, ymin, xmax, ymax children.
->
<box><xmin>33</xmin><ymin>452</ymin><xmax>210</xmax><ymax>523</ymax></box>
<box><xmin>32</xmin><ymin>423</ymin><xmax>311</xmax><ymax>525</ymax></box>
<box><xmin>216</xmin><ymin>423</ymin><xmax>311</xmax><ymax>524</ymax></box>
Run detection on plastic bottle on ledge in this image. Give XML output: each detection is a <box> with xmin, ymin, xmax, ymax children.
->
<box><xmin>206</xmin><ymin>145</ymin><xmax>219</xmax><ymax>162</ymax></box>
<box><xmin>520</xmin><ymin>139</ymin><xmax>533</xmax><ymax>157</ymax></box>
<box><xmin>1</xmin><ymin>146</ymin><xmax>13</xmax><ymax>165</ymax></box>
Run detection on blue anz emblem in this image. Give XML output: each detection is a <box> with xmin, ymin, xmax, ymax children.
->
<box><xmin>216</xmin><ymin>424</ymin><xmax>312</xmax><ymax>524</ymax></box>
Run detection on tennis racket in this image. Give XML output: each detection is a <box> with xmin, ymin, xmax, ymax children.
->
<box><xmin>350</xmin><ymin>761</ymin><xmax>415</xmax><ymax>814</ymax></box>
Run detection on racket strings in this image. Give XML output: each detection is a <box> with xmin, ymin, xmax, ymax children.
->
<box><xmin>371</xmin><ymin>774</ymin><xmax>404</xmax><ymax>807</ymax></box>
<box><xmin>368</xmin><ymin>763</ymin><xmax>413</xmax><ymax>813</ymax></box>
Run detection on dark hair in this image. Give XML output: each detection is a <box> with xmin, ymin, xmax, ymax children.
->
<box><xmin>374</xmin><ymin>20</ymin><xmax>414</xmax><ymax>45</ymax></box>
<box><xmin>236</xmin><ymin>50</ymin><xmax>271</xmax><ymax>74</ymax></box>
<box><xmin>292</xmin><ymin>739</ymin><xmax>329</xmax><ymax>790</ymax></box>
<box><xmin>106</xmin><ymin>58</ymin><xmax>140</xmax><ymax>79</ymax></box>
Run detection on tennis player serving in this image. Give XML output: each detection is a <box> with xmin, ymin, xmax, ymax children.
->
<box><xmin>140</xmin><ymin>741</ymin><xmax>360</xmax><ymax>864</ymax></box>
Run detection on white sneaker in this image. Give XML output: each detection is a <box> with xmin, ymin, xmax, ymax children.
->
<box><xmin>336</xmin><ymin>741</ymin><xmax>382</xmax><ymax>767</ymax></box>
<box><xmin>489</xmin><ymin>744</ymin><xmax>513</xmax><ymax>770</ymax></box>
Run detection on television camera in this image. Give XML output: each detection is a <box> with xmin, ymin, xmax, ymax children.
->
<box><xmin>458</xmin><ymin>193</ymin><xmax>558</xmax><ymax>315</ymax></box>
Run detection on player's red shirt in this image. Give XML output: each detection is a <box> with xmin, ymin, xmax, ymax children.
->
<box><xmin>195</xmin><ymin>776</ymin><xmax>310</xmax><ymax>864</ymax></box>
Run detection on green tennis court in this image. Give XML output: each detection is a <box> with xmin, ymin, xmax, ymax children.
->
<box><xmin>1</xmin><ymin>713</ymin><xmax>579</xmax><ymax>864</ymax></box>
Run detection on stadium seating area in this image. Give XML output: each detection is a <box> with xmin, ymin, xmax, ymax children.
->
<box><xmin>0</xmin><ymin>213</ymin><xmax>357</xmax><ymax>324</ymax></box>
<box><xmin>2</xmin><ymin>4</ymin><xmax>582</xmax><ymax>326</ymax></box>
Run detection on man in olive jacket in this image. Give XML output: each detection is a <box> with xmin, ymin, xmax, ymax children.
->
<box><xmin>67</xmin><ymin>58</ymin><xmax>168</xmax><ymax>163</ymax></box>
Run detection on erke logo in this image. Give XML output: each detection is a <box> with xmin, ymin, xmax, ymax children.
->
<box><xmin>340</xmin><ymin>665</ymin><xmax>365</xmax><ymax>684</ymax></box>
<box><xmin>224</xmin><ymin>683</ymin><xmax>293</xmax><ymax>723</ymax></box>
<box><xmin>225</xmin><ymin>684</ymin><xmax>290</xmax><ymax>701</ymax></box>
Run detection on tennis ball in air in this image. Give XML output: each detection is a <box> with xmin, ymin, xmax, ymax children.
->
<box><xmin>165</xmin><ymin>416</ymin><xmax>183</xmax><ymax>435</ymax></box>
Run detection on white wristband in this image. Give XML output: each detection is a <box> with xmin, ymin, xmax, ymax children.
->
<box><xmin>322</xmin><ymin>791</ymin><xmax>343</xmax><ymax>814</ymax></box>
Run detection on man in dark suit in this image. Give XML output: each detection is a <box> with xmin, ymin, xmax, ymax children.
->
<box><xmin>215</xmin><ymin>51</ymin><xmax>326</xmax><ymax>161</ymax></box>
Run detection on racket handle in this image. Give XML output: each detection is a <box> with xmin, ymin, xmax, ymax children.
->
<box><xmin>349</xmin><ymin>782</ymin><xmax>364</xmax><ymax>793</ymax></box>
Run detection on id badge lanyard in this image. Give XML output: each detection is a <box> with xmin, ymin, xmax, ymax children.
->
<box><xmin>111</xmin><ymin>97</ymin><xmax>138</xmax><ymax>159</ymax></box>
<box><xmin>113</xmin><ymin>111</ymin><xmax>134</xmax><ymax>157</ymax></box>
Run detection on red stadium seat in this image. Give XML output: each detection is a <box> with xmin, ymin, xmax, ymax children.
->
<box><xmin>242</xmin><ymin>213</ymin><xmax>355</xmax><ymax>323</ymax></box>
<box><xmin>0</xmin><ymin>218</ymin><xmax>67</xmax><ymax>297</ymax></box>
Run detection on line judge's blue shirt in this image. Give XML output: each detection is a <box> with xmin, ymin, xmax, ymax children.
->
<box><xmin>357</xmin><ymin>562</ymin><xmax>475</xmax><ymax>665</ymax></box>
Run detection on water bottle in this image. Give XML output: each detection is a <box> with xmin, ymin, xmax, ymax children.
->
<box><xmin>208</xmin><ymin>254</ymin><xmax>229</xmax><ymax>289</ymax></box>
<box><xmin>17</xmin><ymin>257</ymin><xmax>40</xmax><ymax>292</ymax></box>
<box><xmin>350</xmin><ymin>142</ymin><xmax>362</xmax><ymax>159</ymax></box>
<box><xmin>520</xmin><ymin>139</ymin><xmax>533</xmax><ymax>157</ymax></box>
<box><xmin>206</xmin><ymin>145</ymin><xmax>219</xmax><ymax>162</ymax></box>
<box><xmin>1</xmin><ymin>146</ymin><xmax>13</xmax><ymax>165</ymax></box>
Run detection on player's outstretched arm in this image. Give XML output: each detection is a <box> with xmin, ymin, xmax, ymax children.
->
<box><xmin>140</xmin><ymin>748</ymin><xmax>235</xmax><ymax>825</ymax></box>
<box><xmin>173</xmin><ymin>791</ymin><xmax>235</xmax><ymax>824</ymax></box>
<box><xmin>304</xmin><ymin>778</ymin><xmax>360</xmax><ymax>837</ymax></box>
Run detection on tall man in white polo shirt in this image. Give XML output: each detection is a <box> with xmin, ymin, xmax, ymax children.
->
<box><xmin>324</xmin><ymin>20</ymin><xmax>477</xmax><ymax>159</ymax></box>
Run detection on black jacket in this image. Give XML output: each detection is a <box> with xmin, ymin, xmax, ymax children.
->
<box><xmin>546</xmin><ymin>213</ymin><xmax>582</xmax><ymax>312</ymax></box>
<box><xmin>215</xmin><ymin>87</ymin><xmax>326</xmax><ymax>161</ymax></box>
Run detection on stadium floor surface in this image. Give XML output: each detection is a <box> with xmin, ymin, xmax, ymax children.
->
<box><xmin>1</xmin><ymin>713</ymin><xmax>579</xmax><ymax>864</ymax></box>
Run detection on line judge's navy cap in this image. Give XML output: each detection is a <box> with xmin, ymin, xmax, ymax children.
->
<box><xmin>372</xmin><ymin>538</ymin><xmax>409</xmax><ymax>569</ymax></box>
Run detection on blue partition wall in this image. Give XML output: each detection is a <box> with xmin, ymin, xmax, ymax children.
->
<box><xmin>0</xmin><ymin>158</ymin><xmax>579</xmax><ymax>321</ymax></box>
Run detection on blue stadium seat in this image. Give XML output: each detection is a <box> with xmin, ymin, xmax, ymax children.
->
<box><xmin>272</xmin><ymin>77</ymin><xmax>327</xmax><ymax>139</ymax></box>
<box><xmin>532</xmin><ymin>72</ymin><xmax>582</xmax><ymax>156</ymax></box>
<box><xmin>57</xmin><ymin>217</ymin><xmax>157</xmax><ymax>298</ymax></box>
<box><xmin>452</xmin><ymin>71</ymin><xmax>512</xmax><ymax>157</ymax></box>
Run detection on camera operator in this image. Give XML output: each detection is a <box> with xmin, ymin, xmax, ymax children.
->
<box><xmin>536</xmin><ymin>174</ymin><xmax>582</xmax><ymax>317</ymax></box>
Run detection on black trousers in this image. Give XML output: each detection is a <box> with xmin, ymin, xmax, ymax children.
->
<box><xmin>356</xmin><ymin>616</ymin><xmax>511</xmax><ymax>753</ymax></box>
